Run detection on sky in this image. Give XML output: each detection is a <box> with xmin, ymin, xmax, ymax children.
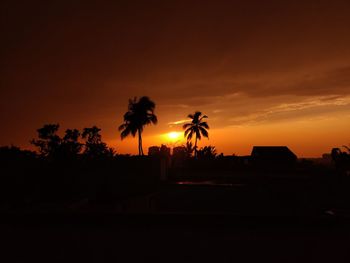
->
<box><xmin>1</xmin><ymin>0</ymin><xmax>350</xmax><ymax>157</ymax></box>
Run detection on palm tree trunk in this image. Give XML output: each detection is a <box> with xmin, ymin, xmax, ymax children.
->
<box><xmin>194</xmin><ymin>135</ymin><xmax>198</xmax><ymax>158</ymax></box>
<box><xmin>138</xmin><ymin>129</ymin><xmax>143</xmax><ymax>156</ymax></box>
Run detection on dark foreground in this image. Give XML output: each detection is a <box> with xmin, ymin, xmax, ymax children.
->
<box><xmin>2</xmin><ymin>213</ymin><xmax>350</xmax><ymax>263</ymax></box>
<box><xmin>2</xmin><ymin>178</ymin><xmax>350</xmax><ymax>263</ymax></box>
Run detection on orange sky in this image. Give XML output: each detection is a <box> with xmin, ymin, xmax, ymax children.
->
<box><xmin>1</xmin><ymin>0</ymin><xmax>350</xmax><ymax>157</ymax></box>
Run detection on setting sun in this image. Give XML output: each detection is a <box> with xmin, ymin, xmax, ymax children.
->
<box><xmin>167</xmin><ymin>131</ymin><xmax>182</xmax><ymax>141</ymax></box>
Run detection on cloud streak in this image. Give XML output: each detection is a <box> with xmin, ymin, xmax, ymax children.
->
<box><xmin>226</xmin><ymin>95</ymin><xmax>350</xmax><ymax>126</ymax></box>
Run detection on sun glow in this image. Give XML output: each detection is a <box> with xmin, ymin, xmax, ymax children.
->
<box><xmin>167</xmin><ymin>131</ymin><xmax>182</xmax><ymax>141</ymax></box>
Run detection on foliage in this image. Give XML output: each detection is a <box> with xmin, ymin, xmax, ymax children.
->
<box><xmin>30</xmin><ymin>124</ymin><xmax>61</xmax><ymax>158</ymax></box>
<box><xmin>197</xmin><ymin>145</ymin><xmax>217</xmax><ymax>159</ymax></box>
<box><xmin>172</xmin><ymin>142</ymin><xmax>194</xmax><ymax>159</ymax></box>
<box><xmin>61</xmin><ymin>129</ymin><xmax>83</xmax><ymax>158</ymax></box>
<box><xmin>331</xmin><ymin>147</ymin><xmax>350</xmax><ymax>174</ymax></box>
<box><xmin>183</xmin><ymin>111</ymin><xmax>209</xmax><ymax>157</ymax></box>
<box><xmin>0</xmin><ymin>145</ymin><xmax>36</xmax><ymax>160</ymax></box>
<box><xmin>31</xmin><ymin>124</ymin><xmax>114</xmax><ymax>160</ymax></box>
<box><xmin>119</xmin><ymin>96</ymin><xmax>157</xmax><ymax>155</ymax></box>
<box><xmin>81</xmin><ymin>126</ymin><xmax>114</xmax><ymax>159</ymax></box>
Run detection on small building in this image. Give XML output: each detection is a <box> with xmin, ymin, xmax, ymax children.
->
<box><xmin>172</xmin><ymin>146</ymin><xmax>188</xmax><ymax>168</ymax></box>
<box><xmin>251</xmin><ymin>146</ymin><xmax>297</xmax><ymax>169</ymax></box>
<box><xmin>148</xmin><ymin>145</ymin><xmax>171</xmax><ymax>157</ymax></box>
<box><xmin>148</xmin><ymin>146</ymin><xmax>160</xmax><ymax>156</ymax></box>
<box><xmin>148</xmin><ymin>145</ymin><xmax>171</xmax><ymax>180</ymax></box>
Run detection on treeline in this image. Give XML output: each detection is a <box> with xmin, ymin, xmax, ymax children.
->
<box><xmin>30</xmin><ymin>124</ymin><xmax>115</xmax><ymax>161</ymax></box>
<box><xmin>0</xmin><ymin>123</ymin><xmax>220</xmax><ymax>162</ymax></box>
<box><xmin>0</xmin><ymin>124</ymin><xmax>162</xmax><ymax>210</ymax></box>
<box><xmin>331</xmin><ymin>146</ymin><xmax>350</xmax><ymax>175</ymax></box>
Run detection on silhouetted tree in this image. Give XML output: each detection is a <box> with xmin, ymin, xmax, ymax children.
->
<box><xmin>119</xmin><ymin>96</ymin><xmax>158</xmax><ymax>156</ymax></box>
<box><xmin>0</xmin><ymin>145</ymin><xmax>36</xmax><ymax>160</ymax></box>
<box><xmin>31</xmin><ymin>124</ymin><xmax>85</xmax><ymax>161</ymax></box>
<box><xmin>31</xmin><ymin>124</ymin><xmax>61</xmax><ymax>158</ymax></box>
<box><xmin>183</xmin><ymin>111</ymin><xmax>209</xmax><ymax>157</ymax></box>
<box><xmin>61</xmin><ymin>129</ymin><xmax>83</xmax><ymax>159</ymax></box>
<box><xmin>82</xmin><ymin>126</ymin><xmax>111</xmax><ymax>159</ymax></box>
<box><xmin>174</xmin><ymin>142</ymin><xmax>194</xmax><ymax>159</ymax></box>
<box><xmin>331</xmin><ymin>147</ymin><xmax>350</xmax><ymax>176</ymax></box>
<box><xmin>197</xmin><ymin>145</ymin><xmax>217</xmax><ymax>160</ymax></box>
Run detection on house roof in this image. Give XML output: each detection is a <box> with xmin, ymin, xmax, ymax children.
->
<box><xmin>251</xmin><ymin>146</ymin><xmax>297</xmax><ymax>159</ymax></box>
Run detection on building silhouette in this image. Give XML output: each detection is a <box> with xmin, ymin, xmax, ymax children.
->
<box><xmin>251</xmin><ymin>146</ymin><xmax>297</xmax><ymax>170</ymax></box>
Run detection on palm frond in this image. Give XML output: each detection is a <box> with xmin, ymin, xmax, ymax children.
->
<box><xmin>199</xmin><ymin>126</ymin><xmax>209</xmax><ymax>138</ymax></box>
<box><xmin>120</xmin><ymin>127</ymin><xmax>132</xmax><ymax>139</ymax></box>
<box><xmin>184</xmin><ymin>127</ymin><xmax>192</xmax><ymax>137</ymax></box>
<box><xmin>193</xmin><ymin>111</ymin><xmax>202</xmax><ymax>121</ymax></box>
<box><xmin>131</xmin><ymin>128</ymin><xmax>138</xmax><ymax>137</ymax></box>
<box><xmin>183</xmin><ymin>123</ymin><xmax>192</xmax><ymax>129</ymax></box>
<box><xmin>199</xmin><ymin>122</ymin><xmax>209</xmax><ymax>129</ymax></box>
<box><xmin>187</xmin><ymin>130</ymin><xmax>194</xmax><ymax>141</ymax></box>
<box><xmin>187</xmin><ymin>113</ymin><xmax>194</xmax><ymax>119</ymax></box>
<box><xmin>118</xmin><ymin>123</ymin><xmax>127</xmax><ymax>131</ymax></box>
<box><xmin>199</xmin><ymin>115</ymin><xmax>208</xmax><ymax>121</ymax></box>
<box><xmin>148</xmin><ymin>114</ymin><xmax>158</xmax><ymax>124</ymax></box>
<box><xmin>139</xmin><ymin>96</ymin><xmax>155</xmax><ymax>109</ymax></box>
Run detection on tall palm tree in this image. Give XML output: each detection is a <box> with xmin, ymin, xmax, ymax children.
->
<box><xmin>183</xmin><ymin>111</ymin><xmax>209</xmax><ymax>157</ymax></box>
<box><xmin>119</xmin><ymin>96</ymin><xmax>157</xmax><ymax>155</ymax></box>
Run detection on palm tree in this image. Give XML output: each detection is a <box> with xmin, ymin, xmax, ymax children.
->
<box><xmin>183</xmin><ymin>111</ymin><xmax>209</xmax><ymax>157</ymax></box>
<box><xmin>119</xmin><ymin>96</ymin><xmax>158</xmax><ymax>156</ymax></box>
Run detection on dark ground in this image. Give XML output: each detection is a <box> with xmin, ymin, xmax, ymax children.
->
<box><xmin>1</xmin><ymin>157</ymin><xmax>350</xmax><ymax>262</ymax></box>
<box><xmin>2</xmin><ymin>179</ymin><xmax>350</xmax><ymax>263</ymax></box>
<box><xmin>1</xmin><ymin>213</ymin><xmax>350</xmax><ymax>263</ymax></box>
